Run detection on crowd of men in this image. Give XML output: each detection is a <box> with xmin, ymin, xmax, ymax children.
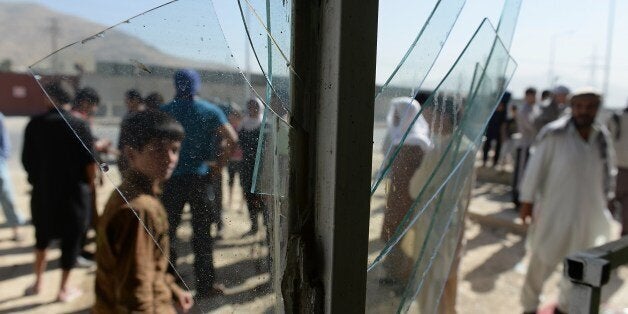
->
<box><xmin>1</xmin><ymin>71</ymin><xmax>627</xmax><ymax>311</ymax></box>
<box><xmin>0</xmin><ymin>69</ymin><xmax>268</xmax><ymax>311</ymax></box>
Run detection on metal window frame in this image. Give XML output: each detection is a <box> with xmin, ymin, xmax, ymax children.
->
<box><xmin>282</xmin><ymin>1</ymin><xmax>379</xmax><ymax>312</ymax></box>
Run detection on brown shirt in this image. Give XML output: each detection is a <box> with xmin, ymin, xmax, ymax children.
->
<box><xmin>94</xmin><ymin>171</ymin><xmax>181</xmax><ymax>313</ymax></box>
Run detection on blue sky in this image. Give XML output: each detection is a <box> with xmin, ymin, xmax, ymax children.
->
<box><xmin>4</xmin><ymin>0</ymin><xmax>627</xmax><ymax>108</ymax></box>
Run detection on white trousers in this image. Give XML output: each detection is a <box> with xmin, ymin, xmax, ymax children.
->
<box><xmin>520</xmin><ymin>253</ymin><xmax>571</xmax><ymax>312</ymax></box>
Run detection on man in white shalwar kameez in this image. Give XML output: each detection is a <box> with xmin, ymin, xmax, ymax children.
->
<box><xmin>518</xmin><ymin>89</ymin><xmax>617</xmax><ymax>313</ymax></box>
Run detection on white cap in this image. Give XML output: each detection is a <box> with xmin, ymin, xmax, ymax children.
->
<box><xmin>571</xmin><ymin>86</ymin><xmax>602</xmax><ymax>98</ymax></box>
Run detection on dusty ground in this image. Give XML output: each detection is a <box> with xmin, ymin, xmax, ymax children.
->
<box><xmin>0</xmin><ymin>117</ymin><xmax>626</xmax><ymax>313</ymax></box>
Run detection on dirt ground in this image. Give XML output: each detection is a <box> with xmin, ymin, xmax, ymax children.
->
<box><xmin>0</xmin><ymin>117</ymin><xmax>626</xmax><ymax>313</ymax></box>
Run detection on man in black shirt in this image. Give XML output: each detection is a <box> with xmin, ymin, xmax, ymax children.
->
<box><xmin>22</xmin><ymin>82</ymin><xmax>97</xmax><ymax>302</ymax></box>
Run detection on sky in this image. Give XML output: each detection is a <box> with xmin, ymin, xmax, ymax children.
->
<box><xmin>4</xmin><ymin>0</ymin><xmax>627</xmax><ymax>108</ymax></box>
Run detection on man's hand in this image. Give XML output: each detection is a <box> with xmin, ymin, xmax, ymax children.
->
<box><xmin>174</xmin><ymin>290</ymin><xmax>194</xmax><ymax>313</ymax></box>
<box><xmin>519</xmin><ymin>202</ymin><xmax>534</xmax><ymax>225</ymax></box>
<box><xmin>207</xmin><ymin>161</ymin><xmax>222</xmax><ymax>179</ymax></box>
<box><xmin>216</xmin><ymin>123</ymin><xmax>238</xmax><ymax>168</ymax></box>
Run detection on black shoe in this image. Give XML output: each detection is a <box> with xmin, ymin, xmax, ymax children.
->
<box><xmin>195</xmin><ymin>286</ymin><xmax>224</xmax><ymax>299</ymax></box>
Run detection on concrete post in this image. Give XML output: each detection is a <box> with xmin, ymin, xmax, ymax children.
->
<box><xmin>283</xmin><ymin>0</ymin><xmax>379</xmax><ymax>312</ymax></box>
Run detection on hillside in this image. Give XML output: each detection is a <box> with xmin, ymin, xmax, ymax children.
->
<box><xmin>0</xmin><ymin>2</ymin><xmax>219</xmax><ymax>71</ymax></box>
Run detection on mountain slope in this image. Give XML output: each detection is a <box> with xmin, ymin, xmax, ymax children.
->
<box><xmin>0</xmin><ymin>2</ymin><xmax>220</xmax><ymax>71</ymax></box>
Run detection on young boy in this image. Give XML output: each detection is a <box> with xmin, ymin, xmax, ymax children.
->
<box><xmin>94</xmin><ymin>110</ymin><xmax>193</xmax><ymax>313</ymax></box>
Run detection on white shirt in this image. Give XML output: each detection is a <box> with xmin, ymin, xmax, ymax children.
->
<box><xmin>520</xmin><ymin>117</ymin><xmax>616</xmax><ymax>266</ymax></box>
<box><xmin>516</xmin><ymin>102</ymin><xmax>538</xmax><ymax>148</ymax></box>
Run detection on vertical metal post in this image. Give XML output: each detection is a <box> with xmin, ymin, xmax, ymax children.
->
<box><xmin>565</xmin><ymin>236</ymin><xmax>628</xmax><ymax>313</ymax></box>
<box><xmin>285</xmin><ymin>0</ymin><xmax>379</xmax><ymax>312</ymax></box>
<box><xmin>602</xmin><ymin>0</ymin><xmax>615</xmax><ymax>97</ymax></box>
<box><xmin>569</xmin><ymin>284</ymin><xmax>601</xmax><ymax>314</ymax></box>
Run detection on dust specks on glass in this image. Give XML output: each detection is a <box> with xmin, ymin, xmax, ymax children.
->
<box><xmin>29</xmin><ymin>0</ymin><xmax>520</xmax><ymax>312</ymax></box>
<box><xmin>29</xmin><ymin>0</ymin><xmax>289</xmax><ymax>312</ymax></box>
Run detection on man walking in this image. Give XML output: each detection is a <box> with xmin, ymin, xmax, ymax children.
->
<box><xmin>0</xmin><ymin>111</ymin><xmax>24</xmax><ymax>241</ymax></box>
<box><xmin>534</xmin><ymin>85</ymin><xmax>570</xmax><ymax>131</ymax></box>
<box><xmin>160</xmin><ymin>69</ymin><xmax>237</xmax><ymax>297</ymax></box>
<box><xmin>22</xmin><ymin>82</ymin><xmax>98</xmax><ymax>302</ymax></box>
<box><xmin>512</xmin><ymin>87</ymin><xmax>538</xmax><ymax>206</ymax></box>
<box><xmin>519</xmin><ymin>88</ymin><xmax>616</xmax><ymax>313</ymax></box>
<box><xmin>608</xmin><ymin>101</ymin><xmax>628</xmax><ymax>235</ymax></box>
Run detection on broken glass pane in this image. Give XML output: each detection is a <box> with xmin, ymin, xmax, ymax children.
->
<box><xmin>28</xmin><ymin>0</ymin><xmax>284</xmax><ymax>312</ymax></box>
<box><xmin>236</xmin><ymin>0</ymin><xmax>292</xmax><ymax>110</ymax></box>
<box><xmin>235</xmin><ymin>0</ymin><xmax>293</xmax><ymax>198</ymax></box>
<box><xmin>366</xmin><ymin>18</ymin><xmax>517</xmax><ymax>313</ymax></box>
<box><xmin>495</xmin><ymin>0</ymin><xmax>522</xmax><ymax>50</ymax></box>
<box><xmin>372</xmin><ymin>0</ymin><xmax>466</xmax><ymax>192</ymax></box>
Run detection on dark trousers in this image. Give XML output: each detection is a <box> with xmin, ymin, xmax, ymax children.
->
<box><xmin>227</xmin><ymin>161</ymin><xmax>241</xmax><ymax>188</ymax></box>
<box><xmin>209</xmin><ymin>172</ymin><xmax>223</xmax><ymax>230</ymax></box>
<box><xmin>512</xmin><ymin>147</ymin><xmax>530</xmax><ymax>206</ymax></box>
<box><xmin>240</xmin><ymin>158</ymin><xmax>268</xmax><ymax>233</ymax></box>
<box><xmin>482</xmin><ymin>133</ymin><xmax>501</xmax><ymax>166</ymax></box>
<box><xmin>162</xmin><ymin>174</ymin><xmax>217</xmax><ymax>291</ymax></box>
<box><xmin>35</xmin><ymin>229</ymin><xmax>83</xmax><ymax>270</ymax></box>
<box><xmin>611</xmin><ymin>167</ymin><xmax>628</xmax><ymax>236</ymax></box>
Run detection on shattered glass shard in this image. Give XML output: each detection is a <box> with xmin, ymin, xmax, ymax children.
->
<box><xmin>366</xmin><ymin>18</ymin><xmax>517</xmax><ymax>313</ymax></box>
<box><xmin>372</xmin><ymin>0</ymin><xmax>466</xmax><ymax>193</ymax></box>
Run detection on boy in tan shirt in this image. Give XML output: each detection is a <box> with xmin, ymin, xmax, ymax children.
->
<box><xmin>94</xmin><ymin>110</ymin><xmax>193</xmax><ymax>313</ymax></box>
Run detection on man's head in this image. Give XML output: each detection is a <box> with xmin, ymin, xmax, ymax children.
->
<box><xmin>541</xmin><ymin>90</ymin><xmax>552</xmax><ymax>101</ymax></box>
<box><xmin>498</xmin><ymin>91</ymin><xmax>512</xmax><ymax>111</ymax></box>
<box><xmin>247</xmin><ymin>98</ymin><xmax>263</xmax><ymax>119</ymax></box>
<box><xmin>73</xmin><ymin>87</ymin><xmax>100</xmax><ymax>116</ymax></box>
<box><xmin>120</xmin><ymin>110</ymin><xmax>185</xmax><ymax>182</ymax></box>
<box><xmin>553</xmin><ymin>85</ymin><xmax>570</xmax><ymax>105</ymax></box>
<box><xmin>43</xmin><ymin>82</ymin><xmax>71</xmax><ymax>108</ymax></box>
<box><xmin>524</xmin><ymin>87</ymin><xmax>537</xmax><ymax>105</ymax></box>
<box><xmin>174</xmin><ymin>69</ymin><xmax>201</xmax><ymax>99</ymax></box>
<box><xmin>570</xmin><ymin>88</ymin><xmax>602</xmax><ymax>130</ymax></box>
<box><xmin>144</xmin><ymin>92</ymin><xmax>164</xmax><ymax>111</ymax></box>
<box><xmin>125</xmin><ymin>89</ymin><xmax>144</xmax><ymax>112</ymax></box>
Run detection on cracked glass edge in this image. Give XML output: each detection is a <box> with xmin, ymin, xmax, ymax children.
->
<box><xmin>371</xmin><ymin>0</ymin><xmax>467</xmax><ymax>192</ymax></box>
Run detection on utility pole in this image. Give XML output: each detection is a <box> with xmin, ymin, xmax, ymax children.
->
<box><xmin>588</xmin><ymin>46</ymin><xmax>598</xmax><ymax>86</ymax></box>
<box><xmin>49</xmin><ymin>18</ymin><xmax>60</xmax><ymax>72</ymax></box>
<box><xmin>602</xmin><ymin>0</ymin><xmax>615</xmax><ymax>97</ymax></box>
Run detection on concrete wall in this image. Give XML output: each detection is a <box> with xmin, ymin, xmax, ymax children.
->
<box><xmin>82</xmin><ymin>73</ymin><xmax>268</xmax><ymax>118</ymax></box>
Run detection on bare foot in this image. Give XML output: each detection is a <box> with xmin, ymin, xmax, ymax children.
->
<box><xmin>12</xmin><ymin>228</ymin><xmax>24</xmax><ymax>242</ymax></box>
<box><xmin>57</xmin><ymin>287</ymin><xmax>83</xmax><ymax>303</ymax></box>
<box><xmin>24</xmin><ymin>283</ymin><xmax>41</xmax><ymax>296</ymax></box>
